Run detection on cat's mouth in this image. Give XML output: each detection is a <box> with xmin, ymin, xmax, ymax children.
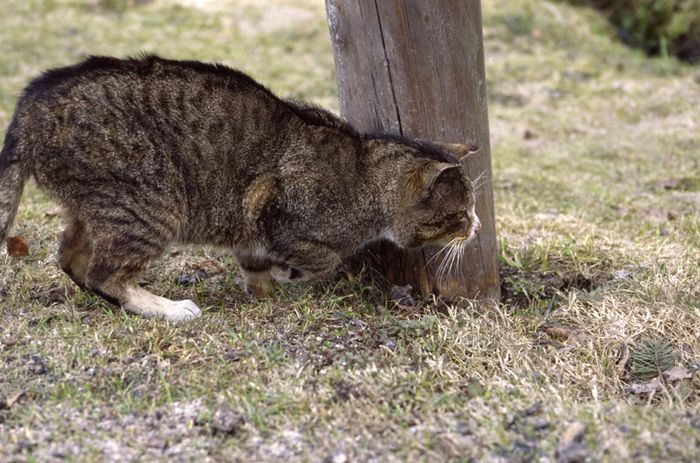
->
<box><xmin>415</xmin><ymin>221</ymin><xmax>481</xmax><ymax>281</ymax></box>
<box><xmin>433</xmin><ymin>214</ymin><xmax>482</xmax><ymax>247</ymax></box>
<box><xmin>453</xmin><ymin>230</ymin><xmax>477</xmax><ymax>245</ymax></box>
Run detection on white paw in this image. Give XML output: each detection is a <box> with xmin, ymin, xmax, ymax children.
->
<box><xmin>164</xmin><ymin>299</ymin><xmax>202</xmax><ymax>323</ymax></box>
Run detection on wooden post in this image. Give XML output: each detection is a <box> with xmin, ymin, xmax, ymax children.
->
<box><xmin>325</xmin><ymin>0</ymin><xmax>499</xmax><ymax>301</ymax></box>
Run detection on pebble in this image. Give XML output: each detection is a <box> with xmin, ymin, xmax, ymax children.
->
<box><xmin>26</xmin><ymin>355</ymin><xmax>48</xmax><ymax>375</ymax></box>
<box><xmin>212</xmin><ymin>406</ymin><xmax>245</xmax><ymax>436</ymax></box>
<box><xmin>556</xmin><ymin>421</ymin><xmax>588</xmax><ymax>463</ymax></box>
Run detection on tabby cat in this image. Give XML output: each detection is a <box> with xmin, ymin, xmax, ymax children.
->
<box><xmin>0</xmin><ymin>56</ymin><xmax>480</xmax><ymax>322</ymax></box>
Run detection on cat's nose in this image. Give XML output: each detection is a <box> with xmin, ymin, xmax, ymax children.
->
<box><xmin>473</xmin><ymin>216</ymin><xmax>481</xmax><ymax>232</ymax></box>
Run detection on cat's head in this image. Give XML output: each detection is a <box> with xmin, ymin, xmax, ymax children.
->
<box><xmin>367</xmin><ymin>137</ymin><xmax>481</xmax><ymax>249</ymax></box>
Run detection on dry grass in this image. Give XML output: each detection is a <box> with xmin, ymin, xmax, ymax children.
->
<box><xmin>1</xmin><ymin>0</ymin><xmax>699</xmax><ymax>461</ymax></box>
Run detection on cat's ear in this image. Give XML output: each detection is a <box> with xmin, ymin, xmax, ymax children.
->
<box><xmin>418</xmin><ymin>161</ymin><xmax>462</xmax><ymax>199</ymax></box>
<box><xmin>435</xmin><ymin>142</ymin><xmax>479</xmax><ymax>162</ymax></box>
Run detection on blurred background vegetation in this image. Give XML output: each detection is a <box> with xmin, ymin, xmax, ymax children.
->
<box><xmin>565</xmin><ymin>0</ymin><xmax>700</xmax><ymax>61</ymax></box>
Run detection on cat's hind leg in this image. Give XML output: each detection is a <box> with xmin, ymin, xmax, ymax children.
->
<box><xmin>84</xmin><ymin>224</ymin><xmax>201</xmax><ymax>322</ymax></box>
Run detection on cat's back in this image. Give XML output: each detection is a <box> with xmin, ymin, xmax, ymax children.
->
<box><xmin>15</xmin><ymin>56</ymin><xmax>290</xmax><ymax>177</ymax></box>
<box><xmin>15</xmin><ymin>56</ymin><xmax>284</xmax><ymax>138</ymax></box>
<box><xmin>19</xmin><ymin>55</ymin><xmax>267</xmax><ymax>107</ymax></box>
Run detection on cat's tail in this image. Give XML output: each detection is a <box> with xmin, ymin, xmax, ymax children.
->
<box><xmin>0</xmin><ymin>118</ymin><xmax>29</xmax><ymax>244</ymax></box>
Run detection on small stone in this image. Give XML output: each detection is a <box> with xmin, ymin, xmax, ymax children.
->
<box><xmin>457</xmin><ymin>422</ymin><xmax>471</xmax><ymax>435</ymax></box>
<box><xmin>560</xmin><ymin>422</ymin><xmax>586</xmax><ymax>446</ymax></box>
<box><xmin>15</xmin><ymin>440</ymin><xmax>36</xmax><ymax>453</ymax></box>
<box><xmin>325</xmin><ymin>451</ymin><xmax>348</xmax><ymax>463</ymax></box>
<box><xmin>523</xmin><ymin>129</ymin><xmax>538</xmax><ymax>140</ymax></box>
<box><xmin>533</xmin><ymin>418</ymin><xmax>550</xmax><ymax>430</ymax></box>
<box><xmin>47</xmin><ymin>285</ymin><xmax>76</xmax><ymax>304</ymax></box>
<box><xmin>212</xmin><ymin>406</ymin><xmax>245</xmax><ymax>436</ymax></box>
<box><xmin>146</xmin><ymin>437</ymin><xmax>167</xmax><ymax>450</ymax></box>
<box><xmin>223</xmin><ymin>350</ymin><xmax>241</xmax><ymax>362</ymax></box>
<box><xmin>522</xmin><ymin>401</ymin><xmax>542</xmax><ymax>416</ymax></box>
<box><xmin>176</xmin><ymin>274</ymin><xmax>198</xmax><ymax>286</ymax></box>
<box><xmin>556</xmin><ymin>422</ymin><xmax>588</xmax><ymax>463</ymax></box>
<box><xmin>390</xmin><ymin>285</ymin><xmax>415</xmax><ymax>307</ymax></box>
<box><xmin>557</xmin><ymin>442</ymin><xmax>589</xmax><ymax>463</ymax></box>
<box><xmin>26</xmin><ymin>355</ymin><xmax>48</xmax><ymax>375</ymax></box>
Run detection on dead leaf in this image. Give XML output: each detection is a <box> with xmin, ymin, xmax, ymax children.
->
<box><xmin>0</xmin><ymin>390</ymin><xmax>37</xmax><ymax>410</ymax></box>
<box><xmin>542</xmin><ymin>325</ymin><xmax>578</xmax><ymax>341</ymax></box>
<box><xmin>628</xmin><ymin>377</ymin><xmax>663</xmax><ymax>394</ymax></box>
<box><xmin>616</xmin><ymin>343</ymin><xmax>631</xmax><ymax>374</ymax></box>
<box><xmin>4</xmin><ymin>391</ymin><xmax>26</xmax><ymax>408</ymax></box>
<box><xmin>664</xmin><ymin>365</ymin><xmax>692</xmax><ymax>382</ymax></box>
<box><xmin>628</xmin><ymin>365</ymin><xmax>692</xmax><ymax>394</ymax></box>
<box><xmin>2</xmin><ymin>338</ymin><xmax>16</xmax><ymax>348</ymax></box>
<box><xmin>7</xmin><ymin>236</ymin><xmax>29</xmax><ymax>257</ymax></box>
<box><xmin>523</xmin><ymin>129</ymin><xmax>538</xmax><ymax>140</ymax></box>
<box><xmin>194</xmin><ymin>258</ymin><xmax>225</xmax><ymax>278</ymax></box>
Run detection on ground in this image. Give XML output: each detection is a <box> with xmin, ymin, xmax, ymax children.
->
<box><xmin>1</xmin><ymin>0</ymin><xmax>699</xmax><ymax>461</ymax></box>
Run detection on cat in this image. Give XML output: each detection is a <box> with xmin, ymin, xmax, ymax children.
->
<box><xmin>0</xmin><ymin>55</ymin><xmax>480</xmax><ymax>322</ymax></box>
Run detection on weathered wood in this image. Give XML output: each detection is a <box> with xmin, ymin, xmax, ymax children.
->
<box><xmin>326</xmin><ymin>0</ymin><xmax>499</xmax><ymax>300</ymax></box>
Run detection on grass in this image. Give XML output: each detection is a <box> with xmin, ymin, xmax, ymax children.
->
<box><xmin>1</xmin><ymin>0</ymin><xmax>699</xmax><ymax>461</ymax></box>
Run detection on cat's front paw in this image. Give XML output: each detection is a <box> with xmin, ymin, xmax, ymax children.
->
<box><xmin>163</xmin><ymin>300</ymin><xmax>202</xmax><ymax>323</ymax></box>
<box><xmin>244</xmin><ymin>280</ymin><xmax>272</xmax><ymax>298</ymax></box>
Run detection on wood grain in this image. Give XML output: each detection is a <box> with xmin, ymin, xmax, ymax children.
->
<box><xmin>326</xmin><ymin>0</ymin><xmax>499</xmax><ymax>300</ymax></box>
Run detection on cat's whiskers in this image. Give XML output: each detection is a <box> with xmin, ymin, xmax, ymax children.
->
<box><xmin>435</xmin><ymin>245</ymin><xmax>453</xmax><ymax>283</ymax></box>
<box><xmin>472</xmin><ymin>173</ymin><xmax>491</xmax><ymax>192</ymax></box>
<box><xmin>470</xmin><ymin>170</ymin><xmax>490</xmax><ymax>199</ymax></box>
<box><xmin>435</xmin><ymin>237</ymin><xmax>465</xmax><ymax>284</ymax></box>
<box><xmin>474</xmin><ymin>178</ymin><xmax>491</xmax><ymax>190</ymax></box>
<box><xmin>425</xmin><ymin>238</ymin><xmax>458</xmax><ymax>268</ymax></box>
<box><xmin>471</xmin><ymin>170</ymin><xmax>487</xmax><ymax>188</ymax></box>
<box><xmin>456</xmin><ymin>240</ymin><xmax>467</xmax><ymax>280</ymax></box>
<box><xmin>445</xmin><ymin>246</ymin><xmax>460</xmax><ymax>283</ymax></box>
<box><xmin>456</xmin><ymin>240</ymin><xmax>467</xmax><ymax>279</ymax></box>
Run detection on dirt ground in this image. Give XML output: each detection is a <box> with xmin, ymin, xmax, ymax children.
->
<box><xmin>1</xmin><ymin>0</ymin><xmax>699</xmax><ymax>461</ymax></box>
